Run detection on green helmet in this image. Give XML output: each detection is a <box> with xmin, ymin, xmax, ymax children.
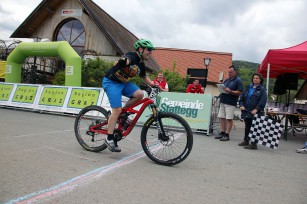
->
<box><xmin>134</xmin><ymin>39</ymin><xmax>155</xmax><ymax>50</ymax></box>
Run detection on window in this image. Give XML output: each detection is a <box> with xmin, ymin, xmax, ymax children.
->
<box><xmin>54</xmin><ymin>19</ymin><xmax>85</xmax><ymax>55</ymax></box>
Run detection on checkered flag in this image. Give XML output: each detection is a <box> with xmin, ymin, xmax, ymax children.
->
<box><xmin>248</xmin><ymin>115</ymin><xmax>283</xmax><ymax>149</ymax></box>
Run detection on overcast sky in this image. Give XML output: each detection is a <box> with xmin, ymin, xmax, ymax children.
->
<box><xmin>0</xmin><ymin>0</ymin><xmax>306</xmax><ymax>63</ymax></box>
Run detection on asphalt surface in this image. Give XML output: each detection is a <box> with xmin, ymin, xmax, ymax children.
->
<box><xmin>0</xmin><ymin>107</ymin><xmax>307</xmax><ymax>204</ymax></box>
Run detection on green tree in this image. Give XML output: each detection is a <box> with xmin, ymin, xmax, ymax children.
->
<box><xmin>81</xmin><ymin>58</ymin><xmax>113</xmax><ymax>87</ymax></box>
<box><xmin>52</xmin><ymin>70</ymin><xmax>65</xmax><ymax>86</ymax></box>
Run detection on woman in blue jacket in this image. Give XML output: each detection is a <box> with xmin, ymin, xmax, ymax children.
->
<box><xmin>238</xmin><ymin>73</ymin><xmax>267</xmax><ymax>150</ymax></box>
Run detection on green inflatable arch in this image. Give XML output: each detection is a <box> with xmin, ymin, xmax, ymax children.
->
<box><xmin>5</xmin><ymin>41</ymin><xmax>81</xmax><ymax>86</ymax></box>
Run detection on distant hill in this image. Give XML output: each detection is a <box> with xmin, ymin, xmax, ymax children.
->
<box><xmin>232</xmin><ymin>60</ymin><xmax>260</xmax><ymax>88</ymax></box>
<box><xmin>232</xmin><ymin>60</ymin><xmax>260</xmax><ymax>70</ymax></box>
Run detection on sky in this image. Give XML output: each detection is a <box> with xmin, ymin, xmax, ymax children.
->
<box><xmin>0</xmin><ymin>0</ymin><xmax>306</xmax><ymax>63</ymax></box>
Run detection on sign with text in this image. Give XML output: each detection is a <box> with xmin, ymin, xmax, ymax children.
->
<box><xmin>65</xmin><ymin>87</ymin><xmax>104</xmax><ymax>114</ymax></box>
<box><xmin>68</xmin><ymin>88</ymin><xmax>101</xmax><ymax>109</ymax></box>
<box><xmin>139</xmin><ymin>92</ymin><xmax>212</xmax><ymax>133</ymax></box>
<box><xmin>10</xmin><ymin>84</ymin><xmax>40</xmax><ymax>108</ymax></box>
<box><xmin>0</xmin><ymin>83</ymin><xmax>15</xmax><ymax>106</ymax></box>
<box><xmin>12</xmin><ymin>85</ymin><xmax>38</xmax><ymax>103</ymax></box>
<box><xmin>0</xmin><ymin>83</ymin><xmax>14</xmax><ymax>101</ymax></box>
<box><xmin>39</xmin><ymin>87</ymin><xmax>68</xmax><ymax>106</ymax></box>
<box><xmin>61</xmin><ymin>9</ymin><xmax>82</xmax><ymax>16</ymax></box>
<box><xmin>39</xmin><ymin>87</ymin><xmax>68</xmax><ymax>107</ymax></box>
<box><xmin>35</xmin><ymin>86</ymin><xmax>69</xmax><ymax>112</ymax></box>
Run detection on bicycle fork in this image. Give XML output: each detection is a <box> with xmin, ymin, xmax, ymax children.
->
<box><xmin>151</xmin><ymin>105</ymin><xmax>168</xmax><ymax>141</ymax></box>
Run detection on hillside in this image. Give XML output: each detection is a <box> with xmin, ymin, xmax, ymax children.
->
<box><xmin>232</xmin><ymin>60</ymin><xmax>259</xmax><ymax>70</ymax></box>
<box><xmin>232</xmin><ymin>60</ymin><xmax>260</xmax><ymax>88</ymax></box>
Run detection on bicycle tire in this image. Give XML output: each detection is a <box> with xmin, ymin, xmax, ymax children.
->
<box><xmin>140</xmin><ymin>112</ymin><xmax>193</xmax><ymax>166</ymax></box>
<box><xmin>285</xmin><ymin>126</ymin><xmax>304</xmax><ymax>132</ymax></box>
<box><xmin>293</xmin><ymin>127</ymin><xmax>304</xmax><ymax>132</ymax></box>
<box><xmin>74</xmin><ymin>105</ymin><xmax>108</xmax><ymax>152</ymax></box>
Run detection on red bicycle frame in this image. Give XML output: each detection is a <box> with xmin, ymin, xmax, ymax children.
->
<box><xmin>89</xmin><ymin>97</ymin><xmax>156</xmax><ymax>137</ymax></box>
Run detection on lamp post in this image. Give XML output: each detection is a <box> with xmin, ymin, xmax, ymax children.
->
<box><xmin>203</xmin><ymin>58</ymin><xmax>211</xmax><ymax>88</ymax></box>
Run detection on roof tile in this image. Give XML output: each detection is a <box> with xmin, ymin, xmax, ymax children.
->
<box><xmin>152</xmin><ymin>48</ymin><xmax>232</xmax><ymax>83</ymax></box>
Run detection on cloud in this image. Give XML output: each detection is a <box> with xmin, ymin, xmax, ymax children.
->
<box><xmin>0</xmin><ymin>0</ymin><xmax>306</xmax><ymax>63</ymax></box>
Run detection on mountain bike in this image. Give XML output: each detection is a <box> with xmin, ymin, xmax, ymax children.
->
<box><xmin>74</xmin><ymin>85</ymin><xmax>193</xmax><ymax>166</ymax></box>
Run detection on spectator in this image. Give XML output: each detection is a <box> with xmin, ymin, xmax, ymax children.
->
<box><xmin>186</xmin><ymin>79</ymin><xmax>204</xmax><ymax>94</ymax></box>
<box><xmin>215</xmin><ymin>66</ymin><xmax>243</xmax><ymax>141</ymax></box>
<box><xmin>152</xmin><ymin>71</ymin><xmax>169</xmax><ymax>92</ymax></box>
<box><xmin>238</xmin><ymin>73</ymin><xmax>267</xmax><ymax>150</ymax></box>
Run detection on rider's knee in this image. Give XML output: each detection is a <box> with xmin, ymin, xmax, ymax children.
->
<box><xmin>134</xmin><ymin>90</ymin><xmax>144</xmax><ymax>99</ymax></box>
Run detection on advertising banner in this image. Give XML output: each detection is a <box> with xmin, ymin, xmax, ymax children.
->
<box><xmin>160</xmin><ymin>93</ymin><xmax>212</xmax><ymax>130</ymax></box>
<box><xmin>0</xmin><ymin>83</ymin><xmax>15</xmax><ymax>106</ymax></box>
<box><xmin>139</xmin><ymin>92</ymin><xmax>212</xmax><ymax>133</ymax></box>
<box><xmin>1</xmin><ymin>83</ymin><xmax>212</xmax><ymax>134</ymax></box>
<box><xmin>35</xmin><ymin>86</ymin><xmax>69</xmax><ymax>112</ymax></box>
<box><xmin>65</xmin><ymin>87</ymin><xmax>104</xmax><ymax>114</ymax></box>
<box><xmin>10</xmin><ymin>84</ymin><xmax>41</xmax><ymax>109</ymax></box>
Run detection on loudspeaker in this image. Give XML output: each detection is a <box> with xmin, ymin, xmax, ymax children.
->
<box><xmin>273</xmin><ymin>73</ymin><xmax>298</xmax><ymax>95</ymax></box>
<box><xmin>273</xmin><ymin>75</ymin><xmax>287</xmax><ymax>95</ymax></box>
<box><xmin>283</xmin><ymin>73</ymin><xmax>298</xmax><ymax>90</ymax></box>
<box><xmin>187</xmin><ymin>68</ymin><xmax>207</xmax><ymax>77</ymax></box>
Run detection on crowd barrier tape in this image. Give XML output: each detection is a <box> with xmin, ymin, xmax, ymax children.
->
<box><xmin>0</xmin><ymin>82</ymin><xmax>212</xmax><ymax>134</ymax></box>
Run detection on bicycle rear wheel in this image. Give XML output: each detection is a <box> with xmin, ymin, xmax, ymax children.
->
<box><xmin>74</xmin><ymin>105</ymin><xmax>108</xmax><ymax>152</ymax></box>
<box><xmin>141</xmin><ymin>112</ymin><xmax>193</xmax><ymax>166</ymax></box>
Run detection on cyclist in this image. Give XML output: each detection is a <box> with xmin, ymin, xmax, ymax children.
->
<box><xmin>102</xmin><ymin>39</ymin><xmax>156</xmax><ymax>152</ymax></box>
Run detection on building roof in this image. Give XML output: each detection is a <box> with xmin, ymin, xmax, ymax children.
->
<box><xmin>10</xmin><ymin>0</ymin><xmax>160</xmax><ymax>71</ymax></box>
<box><xmin>152</xmin><ymin>48</ymin><xmax>232</xmax><ymax>83</ymax></box>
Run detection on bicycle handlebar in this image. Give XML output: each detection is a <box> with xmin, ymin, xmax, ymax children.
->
<box><xmin>140</xmin><ymin>83</ymin><xmax>161</xmax><ymax>103</ymax></box>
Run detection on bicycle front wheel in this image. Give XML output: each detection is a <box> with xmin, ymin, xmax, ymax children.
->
<box><xmin>74</xmin><ymin>105</ymin><xmax>108</xmax><ymax>152</ymax></box>
<box><xmin>141</xmin><ymin>112</ymin><xmax>193</xmax><ymax>166</ymax></box>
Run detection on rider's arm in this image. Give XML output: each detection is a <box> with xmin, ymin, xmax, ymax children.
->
<box><xmin>142</xmin><ymin>76</ymin><xmax>155</xmax><ymax>87</ymax></box>
<box><xmin>117</xmin><ymin>57</ymin><xmax>131</xmax><ymax>67</ymax></box>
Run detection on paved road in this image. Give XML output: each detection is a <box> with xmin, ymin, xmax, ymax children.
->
<box><xmin>1</xmin><ymin>107</ymin><xmax>306</xmax><ymax>204</ymax></box>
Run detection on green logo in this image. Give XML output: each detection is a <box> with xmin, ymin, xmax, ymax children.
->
<box><xmin>68</xmin><ymin>88</ymin><xmax>100</xmax><ymax>108</ymax></box>
<box><xmin>12</xmin><ymin>85</ymin><xmax>38</xmax><ymax>103</ymax></box>
<box><xmin>39</xmin><ymin>87</ymin><xmax>68</xmax><ymax>106</ymax></box>
<box><xmin>0</xmin><ymin>84</ymin><xmax>14</xmax><ymax>101</ymax></box>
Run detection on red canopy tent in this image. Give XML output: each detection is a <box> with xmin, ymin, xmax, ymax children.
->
<box><xmin>258</xmin><ymin>41</ymin><xmax>307</xmax><ymax>79</ymax></box>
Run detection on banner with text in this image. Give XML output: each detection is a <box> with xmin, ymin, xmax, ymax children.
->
<box><xmin>139</xmin><ymin>92</ymin><xmax>212</xmax><ymax>131</ymax></box>
<box><xmin>0</xmin><ymin>83</ymin><xmax>15</xmax><ymax>106</ymax></box>
<box><xmin>65</xmin><ymin>87</ymin><xmax>104</xmax><ymax>114</ymax></box>
<box><xmin>10</xmin><ymin>84</ymin><xmax>41</xmax><ymax>109</ymax></box>
<box><xmin>35</xmin><ymin>86</ymin><xmax>70</xmax><ymax>112</ymax></box>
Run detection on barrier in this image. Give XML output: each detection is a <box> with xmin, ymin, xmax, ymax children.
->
<box><xmin>0</xmin><ymin>82</ymin><xmax>213</xmax><ymax>135</ymax></box>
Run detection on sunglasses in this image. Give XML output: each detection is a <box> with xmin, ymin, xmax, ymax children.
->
<box><xmin>147</xmin><ymin>48</ymin><xmax>153</xmax><ymax>52</ymax></box>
